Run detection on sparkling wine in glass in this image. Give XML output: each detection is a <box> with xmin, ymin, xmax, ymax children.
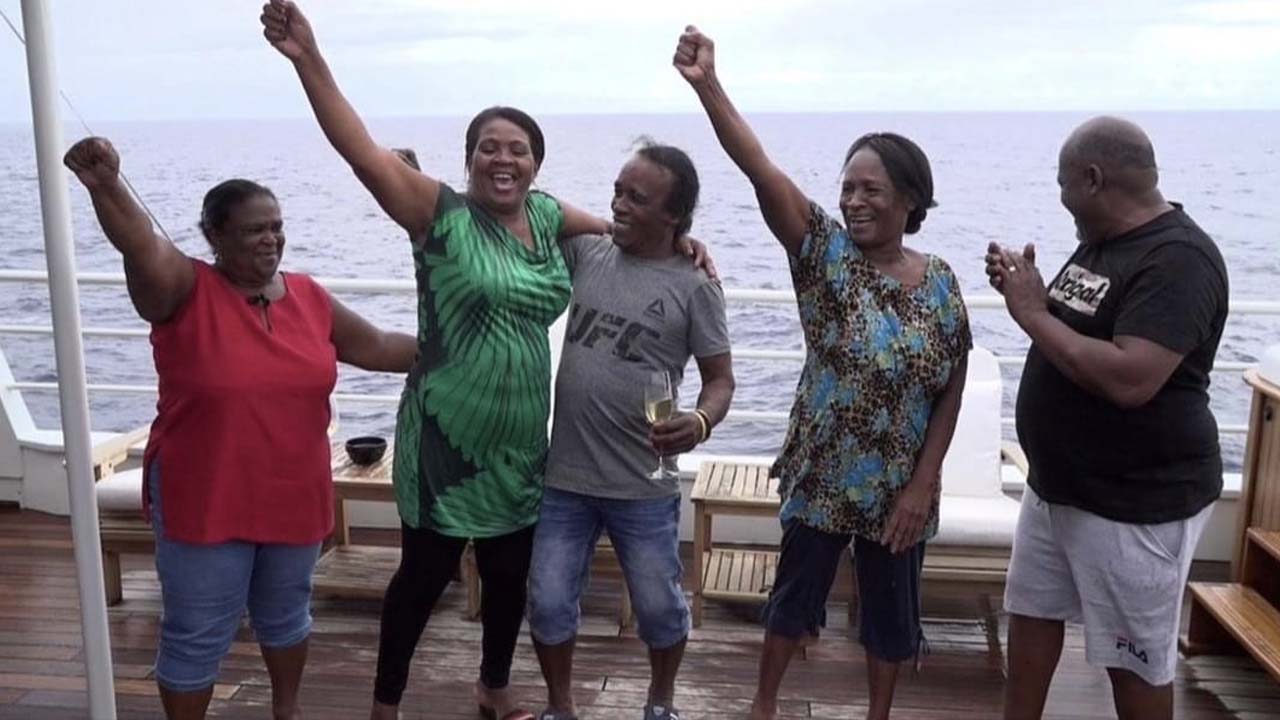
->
<box><xmin>644</xmin><ymin>370</ymin><xmax>674</xmax><ymax>480</ymax></box>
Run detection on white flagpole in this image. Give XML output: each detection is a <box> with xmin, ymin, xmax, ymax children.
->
<box><xmin>19</xmin><ymin>1</ymin><xmax>117</xmax><ymax>717</ymax></box>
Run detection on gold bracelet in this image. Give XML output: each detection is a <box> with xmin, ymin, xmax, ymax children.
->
<box><xmin>693</xmin><ymin>408</ymin><xmax>712</xmax><ymax>443</ymax></box>
<box><xmin>693</xmin><ymin>412</ymin><xmax>709</xmax><ymax>444</ymax></box>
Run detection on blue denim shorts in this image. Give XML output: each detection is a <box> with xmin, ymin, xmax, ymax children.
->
<box><xmin>149</xmin><ymin>464</ymin><xmax>321</xmax><ymax>692</ymax></box>
<box><xmin>528</xmin><ymin>487</ymin><xmax>689</xmax><ymax>649</ymax></box>
<box><xmin>762</xmin><ymin>520</ymin><xmax>925</xmax><ymax>663</ymax></box>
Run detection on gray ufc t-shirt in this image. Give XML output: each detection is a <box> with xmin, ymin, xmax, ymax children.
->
<box><xmin>546</xmin><ymin>234</ymin><xmax>730</xmax><ymax>499</ymax></box>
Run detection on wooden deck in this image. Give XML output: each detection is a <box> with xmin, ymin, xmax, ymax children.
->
<box><xmin>2</xmin><ymin>507</ymin><xmax>1278</xmax><ymax>719</ymax></box>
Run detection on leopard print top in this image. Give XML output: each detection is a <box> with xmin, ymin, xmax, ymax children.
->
<box><xmin>772</xmin><ymin>202</ymin><xmax>971</xmax><ymax>541</ymax></box>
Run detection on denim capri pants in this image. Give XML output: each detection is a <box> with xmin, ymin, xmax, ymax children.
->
<box><xmin>149</xmin><ymin>463</ymin><xmax>321</xmax><ymax>691</ymax></box>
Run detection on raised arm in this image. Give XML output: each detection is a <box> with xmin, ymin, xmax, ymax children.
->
<box><xmin>262</xmin><ymin>0</ymin><xmax>439</xmax><ymax>237</ymax></box>
<box><xmin>329</xmin><ymin>295</ymin><xmax>417</xmax><ymax>373</ymax></box>
<box><xmin>673</xmin><ymin>27</ymin><xmax>810</xmax><ymax>255</ymax></box>
<box><xmin>63</xmin><ymin>138</ymin><xmax>194</xmax><ymax>323</ymax></box>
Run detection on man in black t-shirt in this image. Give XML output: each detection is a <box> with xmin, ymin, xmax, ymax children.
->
<box><xmin>985</xmin><ymin>116</ymin><xmax>1228</xmax><ymax>720</ymax></box>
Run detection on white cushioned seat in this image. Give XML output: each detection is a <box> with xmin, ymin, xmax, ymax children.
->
<box><xmin>933</xmin><ymin>347</ymin><xmax>1021</xmax><ymax>548</ymax></box>
<box><xmin>935</xmin><ymin>494</ymin><xmax>1022</xmax><ymax>547</ymax></box>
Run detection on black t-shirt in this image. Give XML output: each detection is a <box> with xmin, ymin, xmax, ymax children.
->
<box><xmin>1016</xmin><ymin>205</ymin><xmax>1229</xmax><ymax>523</ymax></box>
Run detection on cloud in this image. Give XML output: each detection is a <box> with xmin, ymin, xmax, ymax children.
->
<box><xmin>0</xmin><ymin>0</ymin><xmax>1276</xmax><ymax>122</ymax></box>
<box><xmin>1179</xmin><ymin>0</ymin><xmax>1280</xmax><ymax>23</ymax></box>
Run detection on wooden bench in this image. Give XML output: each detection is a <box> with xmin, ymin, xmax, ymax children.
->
<box><xmin>689</xmin><ymin>348</ymin><xmax>1024</xmax><ymax>640</ymax></box>
<box><xmin>690</xmin><ymin>461</ymin><xmax>793</xmax><ymax>627</ymax></box>
<box><xmin>689</xmin><ymin>458</ymin><xmax>1019</xmax><ymax>624</ymax></box>
<box><xmin>91</xmin><ymin>427</ymin><xmax>151</xmax><ymax>605</ymax></box>
<box><xmin>311</xmin><ymin>442</ymin><xmax>400</xmax><ymax>601</ymax></box>
<box><xmin>92</xmin><ymin>435</ymin><xmax>408</xmax><ymax>607</ymax></box>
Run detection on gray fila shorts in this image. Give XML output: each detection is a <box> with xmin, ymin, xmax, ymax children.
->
<box><xmin>1003</xmin><ymin>486</ymin><xmax>1212</xmax><ymax>686</ymax></box>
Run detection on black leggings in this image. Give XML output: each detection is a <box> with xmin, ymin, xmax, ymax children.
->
<box><xmin>373</xmin><ymin>523</ymin><xmax>535</xmax><ymax>705</ymax></box>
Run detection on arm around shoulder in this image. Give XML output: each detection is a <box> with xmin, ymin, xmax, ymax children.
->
<box><xmin>559</xmin><ymin>200</ymin><xmax>610</xmax><ymax>238</ymax></box>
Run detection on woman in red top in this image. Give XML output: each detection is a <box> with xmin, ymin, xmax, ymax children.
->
<box><xmin>64</xmin><ymin>136</ymin><xmax>416</xmax><ymax>720</ymax></box>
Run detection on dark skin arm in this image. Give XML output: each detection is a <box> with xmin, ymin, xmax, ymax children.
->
<box><xmin>270</xmin><ymin>6</ymin><xmax>682</xmax><ymax>262</ymax></box>
<box><xmin>674</xmin><ymin>26</ymin><xmax>810</xmax><ymax>256</ymax></box>
<box><xmin>881</xmin><ymin>355</ymin><xmax>967</xmax><ymax>553</ymax></box>
<box><xmin>986</xmin><ymin>241</ymin><xmax>1184</xmax><ymax>408</ymax></box>
<box><xmin>650</xmin><ymin>352</ymin><xmax>735</xmax><ymax>455</ymax></box>
<box><xmin>263</xmin><ymin>1</ymin><xmax>440</xmax><ymax>236</ymax></box>
<box><xmin>63</xmin><ymin>137</ymin><xmax>194</xmax><ymax>323</ymax></box>
<box><xmin>558</xmin><ymin>206</ymin><xmax>720</xmax><ymax>280</ymax></box>
<box><xmin>329</xmin><ymin>295</ymin><xmax>417</xmax><ymax>372</ymax></box>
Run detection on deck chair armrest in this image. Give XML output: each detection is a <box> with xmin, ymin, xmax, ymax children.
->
<box><xmin>1000</xmin><ymin>441</ymin><xmax>1029</xmax><ymax>479</ymax></box>
<box><xmin>91</xmin><ymin>425</ymin><xmax>151</xmax><ymax>481</ymax></box>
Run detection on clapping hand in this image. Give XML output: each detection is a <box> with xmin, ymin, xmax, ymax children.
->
<box><xmin>986</xmin><ymin>241</ymin><xmax>1048</xmax><ymax>323</ymax></box>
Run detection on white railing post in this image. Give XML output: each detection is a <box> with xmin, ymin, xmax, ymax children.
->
<box><xmin>19</xmin><ymin>1</ymin><xmax>117</xmax><ymax>717</ymax></box>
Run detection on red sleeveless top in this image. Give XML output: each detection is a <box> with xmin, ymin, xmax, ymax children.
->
<box><xmin>142</xmin><ymin>260</ymin><xmax>337</xmax><ymax>544</ymax></box>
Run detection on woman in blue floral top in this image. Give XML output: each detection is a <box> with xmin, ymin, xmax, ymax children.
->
<box><xmin>676</xmin><ymin>28</ymin><xmax>971</xmax><ymax>720</ymax></box>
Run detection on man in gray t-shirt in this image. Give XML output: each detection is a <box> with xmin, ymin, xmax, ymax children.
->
<box><xmin>528</xmin><ymin>145</ymin><xmax>734</xmax><ymax>720</ymax></box>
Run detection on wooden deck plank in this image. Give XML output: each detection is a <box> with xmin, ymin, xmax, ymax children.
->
<box><xmin>1</xmin><ymin>507</ymin><xmax>1277</xmax><ymax>718</ymax></box>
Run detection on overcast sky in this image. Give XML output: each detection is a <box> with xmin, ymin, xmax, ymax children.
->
<box><xmin>2</xmin><ymin>0</ymin><xmax>1278</xmax><ymax>123</ymax></box>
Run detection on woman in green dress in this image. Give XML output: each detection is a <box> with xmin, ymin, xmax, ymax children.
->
<box><xmin>263</xmin><ymin>3</ymin><xmax>627</xmax><ymax>719</ymax></box>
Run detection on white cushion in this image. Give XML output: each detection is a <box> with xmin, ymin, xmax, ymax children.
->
<box><xmin>940</xmin><ymin>347</ymin><xmax>1004</xmax><ymax>498</ymax></box>
<box><xmin>934</xmin><ymin>493</ymin><xmax>1021</xmax><ymax>548</ymax></box>
<box><xmin>96</xmin><ymin>468</ymin><xmax>144</xmax><ymax>512</ymax></box>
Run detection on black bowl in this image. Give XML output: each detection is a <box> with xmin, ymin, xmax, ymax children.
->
<box><xmin>345</xmin><ymin>436</ymin><xmax>387</xmax><ymax>466</ymax></box>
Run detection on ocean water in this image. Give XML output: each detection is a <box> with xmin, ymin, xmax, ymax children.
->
<box><xmin>0</xmin><ymin>112</ymin><xmax>1276</xmax><ymax>470</ymax></box>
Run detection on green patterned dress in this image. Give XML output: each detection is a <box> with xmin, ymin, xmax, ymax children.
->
<box><xmin>393</xmin><ymin>184</ymin><xmax>570</xmax><ymax>537</ymax></box>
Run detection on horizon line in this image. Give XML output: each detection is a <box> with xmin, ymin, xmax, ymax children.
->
<box><xmin>2</xmin><ymin>107</ymin><xmax>1279</xmax><ymax>127</ymax></box>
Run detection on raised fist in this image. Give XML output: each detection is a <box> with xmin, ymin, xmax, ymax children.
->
<box><xmin>673</xmin><ymin>25</ymin><xmax>716</xmax><ymax>86</ymax></box>
<box><xmin>261</xmin><ymin>0</ymin><xmax>317</xmax><ymax>63</ymax></box>
<box><xmin>63</xmin><ymin>137</ymin><xmax>120</xmax><ymax>190</ymax></box>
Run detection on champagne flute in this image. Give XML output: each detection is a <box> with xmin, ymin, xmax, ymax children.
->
<box><xmin>644</xmin><ymin>370</ymin><xmax>674</xmax><ymax>480</ymax></box>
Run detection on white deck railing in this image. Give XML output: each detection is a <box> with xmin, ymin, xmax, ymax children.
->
<box><xmin>1</xmin><ymin>269</ymin><xmax>1276</xmax><ymax>436</ymax></box>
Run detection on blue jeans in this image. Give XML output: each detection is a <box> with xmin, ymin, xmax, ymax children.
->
<box><xmin>528</xmin><ymin>487</ymin><xmax>690</xmax><ymax>649</ymax></box>
<box><xmin>150</xmin><ymin>464</ymin><xmax>321</xmax><ymax>692</ymax></box>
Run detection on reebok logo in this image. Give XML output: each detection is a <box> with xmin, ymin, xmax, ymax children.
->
<box><xmin>1115</xmin><ymin>636</ymin><xmax>1149</xmax><ymax>664</ymax></box>
<box><xmin>1048</xmin><ymin>263</ymin><xmax>1110</xmax><ymax>316</ymax></box>
<box><xmin>645</xmin><ymin>299</ymin><xmax>666</xmax><ymax>319</ymax></box>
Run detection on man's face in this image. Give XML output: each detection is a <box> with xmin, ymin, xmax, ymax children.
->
<box><xmin>1057</xmin><ymin>150</ymin><xmax>1097</xmax><ymax>243</ymax></box>
<box><xmin>610</xmin><ymin>156</ymin><xmax>679</xmax><ymax>254</ymax></box>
